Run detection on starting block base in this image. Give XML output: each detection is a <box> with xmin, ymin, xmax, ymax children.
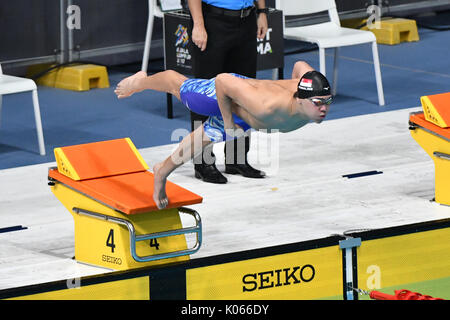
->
<box><xmin>47</xmin><ymin>138</ymin><xmax>203</xmax><ymax>271</ymax></box>
<box><xmin>410</xmin><ymin>119</ymin><xmax>450</xmax><ymax>206</ymax></box>
<box><xmin>342</xmin><ymin>18</ymin><xmax>420</xmax><ymax>45</ymax></box>
<box><xmin>410</xmin><ymin>92</ymin><xmax>450</xmax><ymax>206</ymax></box>
<box><xmin>28</xmin><ymin>63</ymin><xmax>110</xmax><ymax>91</ymax></box>
<box><xmin>51</xmin><ymin>182</ymin><xmax>190</xmax><ymax>270</ymax></box>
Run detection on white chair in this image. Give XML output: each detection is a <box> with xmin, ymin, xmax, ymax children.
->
<box><xmin>276</xmin><ymin>0</ymin><xmax>385</xmax><ymax>106</ymax></box>
<box><xmin>142</xmin><ymin>0</ymin><xmax>164</xmax><ymax>72</ymax></box>
<box><xmin>0</xmin><ymin>64</ymin><xmax>46</xmax><ymax>155</ymax></box>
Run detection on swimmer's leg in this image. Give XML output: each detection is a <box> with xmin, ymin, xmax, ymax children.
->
<box><xmin>115</xmin><ymin>70</ymin><xmax>187</xmax><ymax>100</ymax></box>
<box><xmin>153</xmin><ymin>125</ymin><xmax>212</xmax><ymax>209</ymax></box>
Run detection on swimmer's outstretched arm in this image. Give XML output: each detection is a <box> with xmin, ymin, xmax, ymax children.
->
<box><xmin>291</xmin><ymin>61</ymin><xmax>315</xmax><ymax>80</ymax></box>
<box><xmin>152</xmin><ymin>125</ymin><xmax>212</xmax><ymax>209</ymax></box>
<box><xmin>215</xmin><ymin>73</ymin><xmax>273</xmax><ymax>131</ymax></box>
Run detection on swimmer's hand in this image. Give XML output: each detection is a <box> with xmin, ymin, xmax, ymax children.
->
<box><xmin>224</xmin><ymin>123</ymin><xmax>245</xmax><ymax>140</ymax></box>
<box><xmin>224</xmin><ymin>119</ymin><xmax>237</xmax><ymax>134</ymax></box>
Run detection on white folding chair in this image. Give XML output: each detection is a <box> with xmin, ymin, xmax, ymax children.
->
<box><xmin>142</xmin><ymin>0</ymin><xmax>164</xmax><ymax>72</ymax></box>
<box><xmin>0</xmin><ymin>64</ymin><xmax>46</xmax><ymax>155</ymax></box>
<box><xmin>276</xmin><ymin>0</ymin><xmax>385</xmax><ymax>106</ymax></box>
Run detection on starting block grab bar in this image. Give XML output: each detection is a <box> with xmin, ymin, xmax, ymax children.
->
<box><xmin>434</xmin><ymin>151</ymin><xmax>450</xmax><ymax>161</ymax></box>
<box><xmin>72</xmin><ymin>207</ymin><xmax>202</xmax><ymax>263</ymax></box>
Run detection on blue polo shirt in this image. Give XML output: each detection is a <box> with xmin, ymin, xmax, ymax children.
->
<box><xmin>203</xmin><ymin>0</ymin><xmax>255</xmax><ymax>10</ymax></box>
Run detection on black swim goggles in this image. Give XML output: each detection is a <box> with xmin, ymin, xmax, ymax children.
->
<box><xmin>307</xmin><ymin>97</ymin><xmax>333</xmax><ymax>107</ymax></box>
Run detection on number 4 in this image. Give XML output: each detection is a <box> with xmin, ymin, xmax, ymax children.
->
<box><xmin>106</xmin><ymin>229</ymin><xmax>116</xmax><ymax>253</ymax></box>
<box><xmin>106</xmin><ymin>229</ymin><xmax>160</xmax><ymax>253</ymax></box>
<box><xmin>150</xmin><ymin>239</ymin><xmax>160</xmax><ymax>250</ymax></box>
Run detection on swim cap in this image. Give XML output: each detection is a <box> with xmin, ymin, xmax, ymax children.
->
<box><xmin>295</xmin><ymin>71</ymin><xmax>331</xmax><ymax>99</ymax></box>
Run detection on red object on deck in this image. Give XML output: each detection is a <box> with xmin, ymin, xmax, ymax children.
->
<box><xmin>369</xmin><ymin>290</ymin><xmax>444</xmax><ymax>300</ymax></box>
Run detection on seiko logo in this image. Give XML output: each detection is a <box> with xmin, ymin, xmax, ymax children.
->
<box><xmin>102</xmin><ymin>254</ymin><xmax>122</xmax><ymax>265</ymax></box>
<box><xmin>242</xmin><ymin>264</ymin><xmax>315</xmax><ymax>292</ymax></box>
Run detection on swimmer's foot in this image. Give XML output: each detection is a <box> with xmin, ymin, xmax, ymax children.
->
<box><xmin>153</xmin><ymin>162</ymin><xmax>169</xmax><ymax>210</ymax></box>
<box><xmin>114</xmin><ymin>71</ymin><xmax>147</xmax><ymax>99</ymax></box>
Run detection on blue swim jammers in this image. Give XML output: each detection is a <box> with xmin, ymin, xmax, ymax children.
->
<box><xmin>179</xmin><ymin>73</ymin><xmax>252</xmax><ymax>142</ymax></box>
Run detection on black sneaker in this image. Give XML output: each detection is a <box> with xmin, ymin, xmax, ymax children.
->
<box><xmin>194</xmin><ymin>163</ymin><xmax>228</xmax><ymax>184</ymax></box>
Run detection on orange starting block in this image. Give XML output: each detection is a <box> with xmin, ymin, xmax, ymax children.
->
<box><xmin>48</xmin><ymin>138</ymin><xmax>203</xmax><ymax>270</ymax></box>
<box><xmin>409</xmin><ymin>92</ymin><xmax>450</xmax><ymax>206</ymax></box>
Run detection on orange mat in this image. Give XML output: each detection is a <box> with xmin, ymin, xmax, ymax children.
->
<box><xmin>48</xmin><ymin>168</ymin><xmax>203</xmax><ymax>214</ymax></box>
<box><xmin>50</xmin><ymin>138</ymin><xmax>202</xmax><ymax>214</ymax></box>
<box><xmin>54</xmin><ymin>138</ymin><xmax>148</xmax><ymax>180</ymax></box>
<box><xmin>409</xmin><ymin>112</ymin><xmax>450</xmax><ymax>141</ymax></box>
<box><xmin>422</xmin><ymin>92</ymin><xmax>450</xmax><ymax>127</ymax></box>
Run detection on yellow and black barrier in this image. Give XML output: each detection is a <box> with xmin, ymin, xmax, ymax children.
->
<box><xmin>353</xmin><ymin>222</ymin><xmax>450</xmax><ymax>300</ymax></box>
<box><xmin>1</xmin><ymin>218</ymin><xmax>449</xmax><ymax>300</ymax></box>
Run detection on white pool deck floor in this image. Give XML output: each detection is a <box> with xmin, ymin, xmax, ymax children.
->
<box><xmin>1</xmin><ymin>107</ymin><xmax>449</xmax><ymax>290</ymax></box>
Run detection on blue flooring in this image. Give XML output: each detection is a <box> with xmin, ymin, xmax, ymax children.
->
<box><xmin>0</xmin><ymin>27</ymin><xmax>449</xmax><ymax>170</ymax></box>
